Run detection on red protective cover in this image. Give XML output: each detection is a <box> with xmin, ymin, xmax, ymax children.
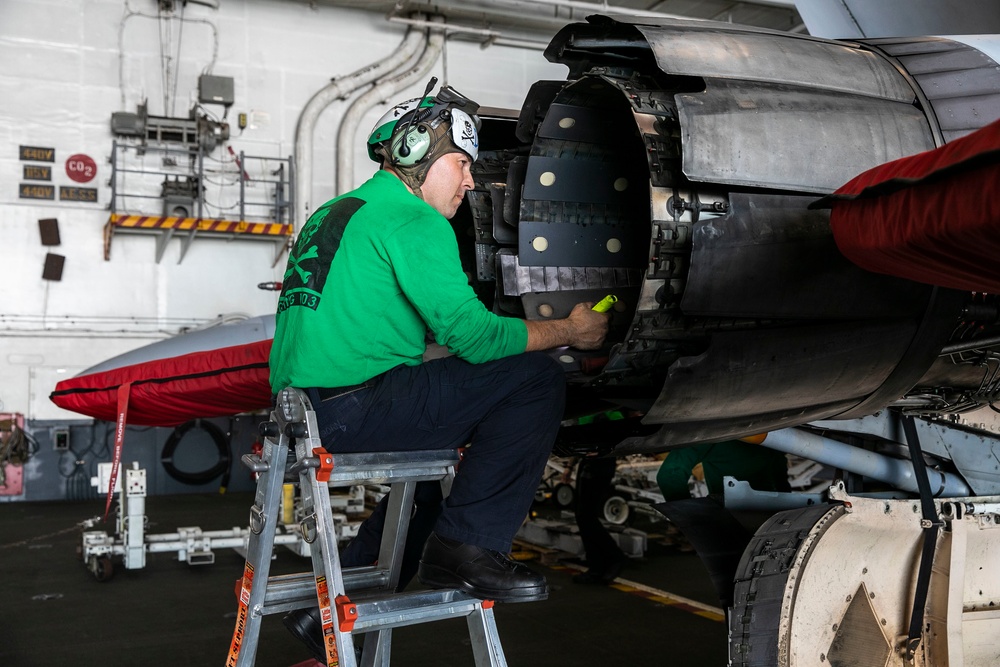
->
<box><xmin>827</xmin><ymin>118</ymin><xmax>1000</xmax><ymax>294</ymax></box>
<box><xmin>49</xmin><ymin>340</ymin><xmax>273</xmax><ymax>426</ymax></box>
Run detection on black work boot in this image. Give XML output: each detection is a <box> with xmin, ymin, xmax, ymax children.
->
<box><xmin>283</xmin><ymin>607</ymin><xmax>363</xmax><ymax>665</ymax></box>
<box><xmin>571</xmin><ymin>554</ymin><xmax>626</xmax><ymax>585</ymax></box>
<box><xmin>417</xmin><ymin>533</ymin><xmax>548</xmax><ymax>603</ymax></box>
<box><xmin>282</xmin><ymin>607</ymin><xmax>326</xmax><ymax>664</ymax></box>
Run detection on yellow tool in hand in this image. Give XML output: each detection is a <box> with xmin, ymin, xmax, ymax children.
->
<box><xmin>592</xmin><ymin>295</ymin><xmax>618</xmax><ymax>313</ymax></box>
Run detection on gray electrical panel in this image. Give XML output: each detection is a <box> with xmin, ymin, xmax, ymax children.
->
<box><xmin>53</xmin><ymin>427</ymin><xmax>70</xmax><ymax>451</ymax></box>
<box><xmin>198</xmin><ymin>75</ymin><xmax>234</xmax><ymax>106</ymax></box>
<box><xmin>111</xmin><ymin>112</ymin><xmax>145</xmax><ymax>136</ymax></box>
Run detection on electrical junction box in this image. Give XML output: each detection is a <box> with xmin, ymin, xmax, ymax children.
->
<box><xmin>126</xmin><ymin>467</ymin><xmax>147</xmax><ymax>496</ymax></box>
<box><xmin>91</xmin><ymin>462</ymin><xmax>123</xmax><ymax>494</ymax></box>
<box><xmin>53</xmin><ymin>427</ymin><xmax>70</xmax><ymax>450</ymax></box>
<box><xmin>111</xmin><ymin>111</ymin><xmax>145</xmax><ymax>137</ymax></box>
<box><xmin>198</xmin><ymin>75</ymin><xmax>234</xmax><ymax>106</ymax></box>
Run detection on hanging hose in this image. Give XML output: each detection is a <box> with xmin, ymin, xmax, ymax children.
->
<box><xmin>0</xmin><ymin>422</ymin><xmax>30</xmax><ymax>465</ymax></box>
<box><xmin>67</xmin><ymin>460</ymin><xmax>94</xmax><ymax>502</ymax></box>
<box><xmin>161</xmin><ymin>419</ymin><xmax>232</xmax><ymax>489</ymax></box>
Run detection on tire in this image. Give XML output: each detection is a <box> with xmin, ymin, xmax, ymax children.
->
<box><xmin>554</xmin><ymin>483</ymin><xmax>575</xmax><ymax>507</ymax></box>
<box><xmin>603</xmin><ymin>495</ymin><xmax>630</xmax><ymax>525</ymax></box>
<box><xmin>93</xmin><ymin>556</ymin><xmax>115</xmax><ymax>582</ymax></box>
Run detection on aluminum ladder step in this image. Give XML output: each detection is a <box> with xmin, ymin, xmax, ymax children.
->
<box><xmin>225</xmin><ymin>387</ymin><xmax>508</xmax><ymax>667</ymax></box>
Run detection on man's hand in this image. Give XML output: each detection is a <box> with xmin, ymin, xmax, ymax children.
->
<box><xmin>524</xmin><ymin>302</ymin><xmax>610</xmax><ymax>352</ymax></box>
<box><xmin>565</xmin><ymin>302</ymin><xmax>610</xmax><ymax>349</ymax></box>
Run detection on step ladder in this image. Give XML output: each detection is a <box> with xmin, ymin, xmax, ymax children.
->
<box><xmin>226</xmin><ymin>387</ymin><xmax>508</xmax><ymax>667</ymax></box>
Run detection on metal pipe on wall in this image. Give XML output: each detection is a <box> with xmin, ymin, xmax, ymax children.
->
<box><xmin>294</xmin><ymin>24</ymin><xmax>426</xmax><ymax>228</ymax></box>
<box><xmin>756</xmin><ymin>427</ymin><xmax>972</xmax><ymax>497</ymax></box>
<box><xmin>336</xmin><ymin>17</ymin><xmax>446</xmax><ymax>196</ymax></box>
<box><xmin>388</xmin><ymin>14</ymin><xmax>549</xmax><ymax>50</ymax></box>
<box><xmin>489</xmin><ymin>0</ymin><xmax>690</xmax><ymax>20</ymax></box>
<box><xmin>388</xmin><ymin>14</ymin><xmax>502</xmax><ymax>40</ymax></box>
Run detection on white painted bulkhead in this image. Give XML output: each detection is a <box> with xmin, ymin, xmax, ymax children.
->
<box><xmin>0</xmin><ymin>0</ymin><xmax>567</xmax><ymax>422</ymax></box>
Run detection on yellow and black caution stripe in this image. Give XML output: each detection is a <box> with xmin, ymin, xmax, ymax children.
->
<box><xmin>549</xmin><ymin>563</ymin><xmax>726</xmax><ymax>622</ymax></box>
<box><xmin>108</xmin><ymin>213</ymin><xmax>293</xmax><ymax>237</ymax></box>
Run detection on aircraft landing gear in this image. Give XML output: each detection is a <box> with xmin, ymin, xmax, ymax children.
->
<box><xmin>729</xmin><ymin>482</ymin><xmax>1000</xmax><ymax>667</ymax></box>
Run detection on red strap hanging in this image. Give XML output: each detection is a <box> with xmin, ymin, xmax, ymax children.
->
<box><xmin>104</xmin><ymin>381</ymin><xmax>132</xmax><ymax>522</ymax></box>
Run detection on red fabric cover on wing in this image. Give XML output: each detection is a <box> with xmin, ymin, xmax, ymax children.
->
<box><xmin>49</xmin><ymin>340</ymin><xmax>273</xmax><ymax>426</ymax></box>
<box><xmin>828</xmin><ymin>118</ymin><xmax>1000</xmax><ymax>294</ymax></box>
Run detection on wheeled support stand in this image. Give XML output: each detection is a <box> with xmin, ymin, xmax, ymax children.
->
<box><xmin>226</xmin><ymin>387</ymin><xmax>508</xmax><ymax>667</ymax></box>
<box><xmin>80</xmin><ymin>462</ymin><xmax>312</xmax><ymax>581</ymax></box>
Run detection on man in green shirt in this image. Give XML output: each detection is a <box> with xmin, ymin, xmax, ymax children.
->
<box><xmin>271</xmin><ymin>82</ymin><xmax>609</xmax><ymax>609</ymax></box>
<box><xmin>657</xmin><ymin>440</ymin><xmax>791</xmax><ymax>500</ymax></box>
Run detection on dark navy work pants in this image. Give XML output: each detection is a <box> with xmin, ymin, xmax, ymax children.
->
<box><xmin>309</xmin><ymin>352</ymin><xmax>565</xmax><ymax>554</ymax></box>
<box><xmin>574</xmin><ymin>456</ymin><xmax>624</xmax><ymax>572</ymax></box>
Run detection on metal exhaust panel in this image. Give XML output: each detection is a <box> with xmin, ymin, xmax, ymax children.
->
<box><xmin>511</xmin><ymin>16</ymin><xmax>999</xmax><ymax>450</ymax></box>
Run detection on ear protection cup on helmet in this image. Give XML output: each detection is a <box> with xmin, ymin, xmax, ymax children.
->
<box><xmin>391</xmin><ymin>123</ymin><xmax>432</xmax><ymax>166</ymax></box>
<box><xmin>366</xmin><ymin>79</ymin><xmax>481</xmax><ymax>165</ymax></box>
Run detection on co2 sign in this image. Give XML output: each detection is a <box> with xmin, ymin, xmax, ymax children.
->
<box><xmin>66</xmin><ymin>154</ymin><xmax>97</xmax><ymax>183</ymax></box>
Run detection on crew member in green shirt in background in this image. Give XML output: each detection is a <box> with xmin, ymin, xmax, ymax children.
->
<box><xmin>657</xmin><ymin>440</ymin><xmax>790</xmax><ymax>500</ymax></box>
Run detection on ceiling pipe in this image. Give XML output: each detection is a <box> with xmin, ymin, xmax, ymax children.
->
<box><xmin>294</xmin><ymin>23</ymin><xmax>426</xmax><ymax>227</ymax></box>
<box><xmin>736</xmin><ymin>0</ymin><xmax>799</xmax><ymax>7</ymax></box>
<box><xmin>389</xmin><ymin>13</ymin><xmax>502</xmax><ymax>39</ymax></box>
<box><xmin>483</xmin><ymin>35</ymin><xmax>550</xmax><ymax>50</ymax></box>
<box><xmin>307</xmin><ymin>1</ymin><xmax>803</xmax><ymax>38</ymax></box>
<box><xmin>389</xmin><ymin>13</ymin><xmax>550</xmax><ymax>49</ymax></box>
<box><xmin>489</xmin><ymin>0</ymin><xmax>693</xmax><ymax>21</ymax></box>
<box><xmin>336</xmin><ymin>16</ymin><xmax>446</xmax><ymax>195</ymax></box>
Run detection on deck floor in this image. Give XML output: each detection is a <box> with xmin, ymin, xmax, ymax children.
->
<box><xmin>1</xmin><ymin>492</ymin><xmax>729</xmax><ymax>667</ymax></box>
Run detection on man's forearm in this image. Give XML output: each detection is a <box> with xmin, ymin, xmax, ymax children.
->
<box><xmin>524</xmin><ymin>318</ymin><xmax>575</xmax><ymax>352</ymax></box>
<box><xmin>523</xmin><ymin>303</ymin><xmax>609</xmax><ymax>352</ymax></box>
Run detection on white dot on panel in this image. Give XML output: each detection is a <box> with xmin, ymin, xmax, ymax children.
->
<box><xmin>532</xmin><ymin>236</ymin><xmax>549</xmax><ymax>252</ymax></box>
<box><xmin>606</xmin><ymin>238</ymin><xmax>622</xmax><ymax>253</ymax></box>
<box><xmin>558</xmin><ymin>355</ymin><xmax>575</xmax><ymax>364</ymax></box>
<box><xmin>614</xmin><ymin>177</ymin><xmax>628</xmax><ymax>191</ymax></box>
<box><xmin>537</xmin><ymin>303</ymin><xmax>554</xmax><ymax>318</ymax></box>
<box><xmin>558</xmin><ymin>117</ymin><xmax>576</xmax><ymax>129</ymax></box>
<box><xmin>539</xmin><ymin>171</ymin><xmax>556</xmax><ymax>186</ymax></box>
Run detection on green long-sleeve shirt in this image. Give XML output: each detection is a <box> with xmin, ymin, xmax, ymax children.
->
<box><xmin>656</xmin><ymin>441</ymin><xmax>790</xmax><ymax>500</ymax></box>
<box><xmin>270</xmin><ymin>170</ymin><xmax>527</xmax><ymax>393</ymax></box>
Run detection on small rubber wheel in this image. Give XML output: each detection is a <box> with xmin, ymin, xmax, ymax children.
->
<box><xmin>554</xmin><ymin>483</ymin><xmax>575</xmax><ymax>507</ymax></box>
<box><xmin>603</xmin><ymin>496</ymin><xmax>630</xmax><ymax>525</ymax></box>
<box><xmin>94</xmin><ymin>556</ymin><xmax>115</xmax><ymax>582</ymax></box>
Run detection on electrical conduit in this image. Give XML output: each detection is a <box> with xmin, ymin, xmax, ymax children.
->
<box><xmin>336</xmin><ymin>16</ymin><xmax>446</xmax><ymax>196</ymax></box>
<box><xmin>294</xmin><ymin>22</ymin><xmax>427</xmax><ymax>227</ymax></box>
